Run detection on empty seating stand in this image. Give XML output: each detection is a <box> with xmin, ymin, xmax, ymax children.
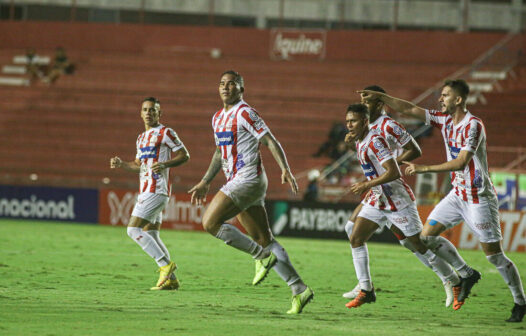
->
<box><xmin>0</xmin><ymin>46</ymin><xmax>522</xmax><ymax>199</ymax></box>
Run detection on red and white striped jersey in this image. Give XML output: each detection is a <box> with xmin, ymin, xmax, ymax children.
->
<box><xmin>135</xmin><ymin>124</ymin><xmax>186</xmax><ymax>196</ymax></box>
<box><xmin>356</xmin><ymin>130</ymin><xmax>415</xmax><ymax>211</ymax></box>
<box><xmin>425</xmin><ymin>109</ymin><xmax>495</xmax><ymax>203</ymax></box>
<box><xmin>369</xmin><ymin>113</ymin><xmax>413</xmax><ymax>158</ymax></box>
<box><xmin>212</xmin><ymin>100</ymin><xmax>269</xmax><ymax>181</ymax></box>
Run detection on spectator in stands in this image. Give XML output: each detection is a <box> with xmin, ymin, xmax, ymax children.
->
<box><xmin>313</xmin><ymin>121</ymin><xmax>347</xmax><ymax>159</ymax></box>
<box><xmin>25</xmin><ymin>48</ymin><xmax>44</xmax><ymax>81</ymax></box>
<box><xmin>44</xmin><ymin>47</ymin><xmax>74</xmax><ymax>84</ymax></box>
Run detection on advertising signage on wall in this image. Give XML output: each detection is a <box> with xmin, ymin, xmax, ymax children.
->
<box><xmin>0</xmin><ymin>185</ymin><xmax>98</xmax><ymax>223</ymax></box>
<box><xmin>270</xmin><ymin>29</ymin><xmax>326</xmax><ymax>61</ymax></box>
<box><xmin>266</xmin><ymin>200</ymin><xmax>399</xmax><ymax>244</ymax></box>
<box><xmin>98</xmin><ymin>188</ymin><xmax>207</xmax><ymax>231</ymax></box>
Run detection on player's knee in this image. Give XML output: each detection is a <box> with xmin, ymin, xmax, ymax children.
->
<box><xmin>349</xmin><ymin>233</ymin><xmax>365</xmax><ymax>248</ymax></box>
<box><xmin>127</xmin><ymin>226</ymin><xmax>141</xmax><ymax>240</ymax></box>
<box><xmin>344</xmin><ymin>221</ymin><xmax>354</xmax><ymax>238</ymax></box>
<box><xmin>202</xmin><ymin>214</ymin><xmax>221</xmax><ymax>235</ymax></box>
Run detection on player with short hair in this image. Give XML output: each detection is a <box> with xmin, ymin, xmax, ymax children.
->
<box><xmin>359</xmin><ymin>79</ymin><xmax>525</xmax><ymax>322</ymax></box>
<box><xmin>188</xmin><ymin>70</ymin><xmax>313</xmax><ymax>314</ymax></box>
<box><xmin>344</xmin><ymin>103</ymin><xmax>456</xmax><ymax>309</ymax></box>
<box><xmin>342</xmin><ymin>86</ymin><xmax>459</xmax><ymax>307</ymax></box>
<box><xmin>110</xmin><ymin>97</ymin><xmax>189</xmax><ymax>290</ymax></box>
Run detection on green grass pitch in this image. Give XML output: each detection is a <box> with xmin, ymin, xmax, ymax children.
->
<box><xmin>1</xmin><ymin>219</ymin><xmax>525</xmax><ymax>335</ymax></box>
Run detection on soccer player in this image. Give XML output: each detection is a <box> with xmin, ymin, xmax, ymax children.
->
<box><xmin>188</xmin><ymin>70</ymin><xmax>313</xmax><ymax>314</ymax></box>
<box><xmin>342</xmin><ymin>86</ymin><xmax>459</xmax><ymax>308</ymax></box>
<box><xmin>344</xmin><ymin>103</ymin><xmax>456</xmax><ymax>309</ymax></box>
<box><xmin>110</xmin><ymin>97</ymin><xmax>189</xmax><ymax>291</ymax></box>
<box><xmin>359</xmin><ymin>79</ymin><xmax>526</xmax><ymax>322</ymax></box>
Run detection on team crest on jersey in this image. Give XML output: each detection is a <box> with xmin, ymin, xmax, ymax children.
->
<box><xmin>248</xmin><ymin>110</ymin><xmax>259</xmax><ymax>121</ymax></box>
<box><xmin>373</xmin><ymin>140</ymin><xmax>384</xmax><ymax>150</ymax></box>
<box><xmin>392</xmin><ymin>125</ymin><xmax>403</xmax><ymax>135</ymax></box>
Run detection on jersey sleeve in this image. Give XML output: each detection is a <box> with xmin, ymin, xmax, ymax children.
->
<box><xmin>163</xmin><ymin>128</ymin><xmax>186</xmax><ymax>152</ymax></box>
<box><xmin>425</xmin><ymin>109</ymin><xmax>447</xmax><ymax>130</ymax></box>
<box><xmin>369</xmin><ymin>136</ymin><xmax>393</xmax><ymax>165</ymax></box>
<box><xmin>384</xmin><ymin>119</ymin><xmax>412</xmax><ymax>147</ymax></box>
<box><xmin>135</xmin><ymin>135</ymin><xmax>141</xmax><ymax>160</ymax></box>
<box><xmin>461</xmin><ymin>119</ymin><xmax>483</xmax><ymax>153</ymax></box>
<box><xmin>239</xmin><ymin>108</ymin><xmax>269</xmax><ymax>140</ymax></box>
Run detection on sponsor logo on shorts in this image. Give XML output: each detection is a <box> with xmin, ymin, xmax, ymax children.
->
<box><xmin>474</xmin><ymin>222</ymin><xmax>492</xmax><ymax>231</ymax></box>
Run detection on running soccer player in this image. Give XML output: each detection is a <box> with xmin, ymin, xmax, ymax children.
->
<box><xmin>344</xmin><ymin>103</ymin><xmax>456</xmax><ymax>309</ymax></box>
<box><xmin>360</xmin><ymin>79</ymin><xmax>526</xmax><ymax>322</ymax></box>
<box><xmin>342</xmin><ymin>86</ymin><xmax>459</xmax><ymax>308</ymax></box>
<box><xmin>110</xmin><ymin>97</ymin><xmax>189</xmax><ymax>291</ymax></box>
<box><xmin>188</xmin><ymin>70</ymin><xmax>313</xmax><ymax>314</ymax></box>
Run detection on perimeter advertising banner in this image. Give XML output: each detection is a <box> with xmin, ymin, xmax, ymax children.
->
<box><xmin>266</xmin><ymin>200</ymin><xmax>399</xmax><ymax>244</ymax></box>
<box><xmin>98</xmin><ymin>188</ymin><xmax>207</xmax><ymax>231</ymax></box>
<box><xmin>0</xmin><ymin>185</ymin><xmax>98</xmax><ymax>223</ymax></box>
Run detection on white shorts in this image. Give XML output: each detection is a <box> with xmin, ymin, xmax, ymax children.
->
<box><xmin>131</xmin><ymin>192</ymin><xmax>169</xmax><ymax>224</ymax></box>
<box><xmin>220</xmin><ymin>173</ymin><xmax>268</xmax><ymax>211</ymax></box>
<box><xmin>427</xmin><ymin>190</ymin><xmax>501</xmax><ymax>243</ymax></box>
<box><xmin>358</xmin><ymin>203</ymin><xmax>423</xmax><ymax>237</ymax></box>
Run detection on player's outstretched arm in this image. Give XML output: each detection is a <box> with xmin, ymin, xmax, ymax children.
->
<box><xmin>350</xmin><ymin>159</ymin><xmax>401</xmax><ymax>195</ymax></box>
<box><xmin>260</xmin><ymin>133</ymin><xmax>298</xmax><ymax>194</ymax></box>
<box><xmin>151</xmin><ymin>147</ymin><xmax>190</xmax><ymax>173</ymax></box>
<box><xmin>358</xmin><ymin>90</ymin><xmax>426</xmax><ymax>121</ymax></box>
<box><xmin>188</xmin><ymin>147</ymin><xmax>221</xmax><ymax>205</ymax></box>
<box><xmin>110</xmin><ymin>156</ymin><xmax>141</xmax><ymax>173</ymax></box>
<box><xmin>403</xmin><ymin>150</ymin><xmax>474</xmax><ymax>176</ymax></box>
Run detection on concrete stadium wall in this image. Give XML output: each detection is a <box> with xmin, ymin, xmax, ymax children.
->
<box><xmin>0</xmin><ymin>21</ymin><xmax>509</xmax><ymax>64</ymax></box>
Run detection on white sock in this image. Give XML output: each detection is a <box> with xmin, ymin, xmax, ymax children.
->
<box><xmin>147</xmin><ymin>230</ymin><xmax>176</xmax><ymax>279</ymax></box>
<box><xmin>264</xmin><ymin>239</ymin><xmax>302</xmax><ymax>287</ymax></box>
<box><xmin>422</xmin><ymin>236</ymin><xmax>473</xmax><ymax>278</ymax></box>
<box><xmin>345</xmin><ymin>220</ymin><xmax>354</xmax><ymax>238</ymax></box>
<box><xmin>146</xmin><ymin>230</ymin><xmax>170</xmax><ymax>260</ymax></box>
<box><xmin>422</xmin><ymin>249</ymin><xmax>459</xmax><ymax>285</ymax></box>
<box><xmin>127</xmin><ymin>227</ymin><xmax>168</xmax><ymax>267</ymax></box>
<box><xmin>215</xmin><ymin>224</ymin><xmax>265</xmax><ymax>259</ymax></box>
<box><xmin>352</xmin><ymin>245</ymin><xmax>372</xmax><ymax>291</ymax></box>
<box><xmin>487</xmin><ymin>252</ymin><xmax>526</xmax><ymax>305</ymax></box>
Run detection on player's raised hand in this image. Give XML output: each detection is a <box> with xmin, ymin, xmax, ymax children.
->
<box><xmin>357</xmin><ymin>89</ymin><xmax>381</xmax><ymax>102</ymax></box>
<box><xmin>188</xmin><ymin>180</ymin><xmax>210</xmax><ymax>206</ymax></box>
<box><xmin>344</xmin><ymin>132</ymin><xmax>354</xmax><ymax>143</ymax></box>
<box><xmin>110</xmin><ymin>156</ymin><xmax>122</xmax><ymax>169</ymax></box>
<box><xmin>282</xmin><ymin>170</ymin><xmax>299</xmax><ymax>194</ymax></box>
